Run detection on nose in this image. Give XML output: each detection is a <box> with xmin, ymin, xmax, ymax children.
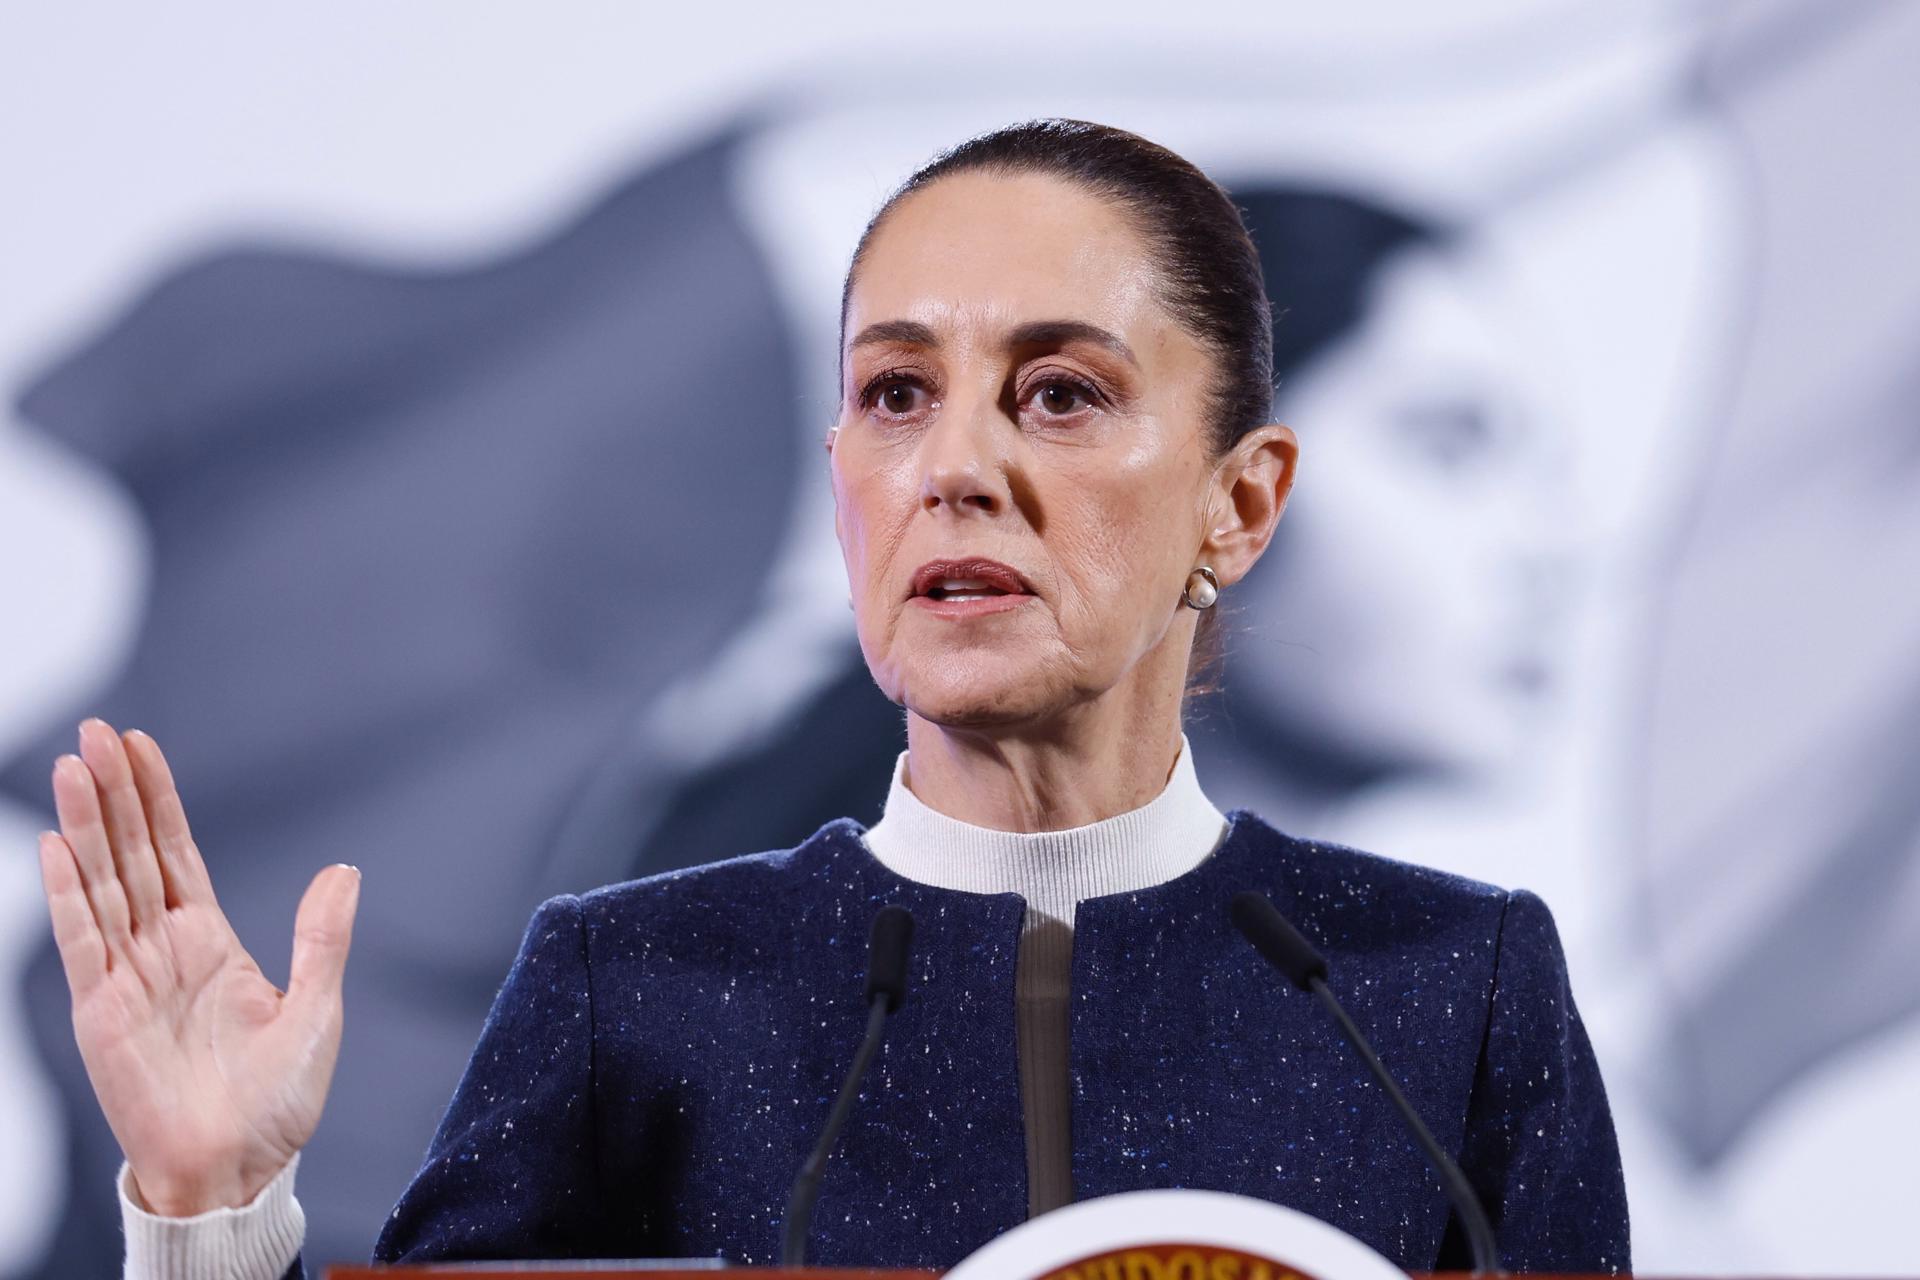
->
<box><xmin>919</xmin><ymin>398</ymin><xmax>1011</xmax><ymax>517</ymax></box>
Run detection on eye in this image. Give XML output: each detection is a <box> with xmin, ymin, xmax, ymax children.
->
<box><xmin>1024</xmin><ymin>374</ymin><xmax>1101</xmax><ymax>419</ymax></box>
<box><xmin>858</xmin><ymin>369</ymin><xmax>934</xmax><ymax>421</ymax></box>
<box><xmin>1394</xmin><ymin>401</ymin><xmax>1495</xmax><ymax>470</ymax></box>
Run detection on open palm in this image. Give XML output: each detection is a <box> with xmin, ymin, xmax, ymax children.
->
<box><xmin>37</xmin><ymin>719</ymin><xmax>360</xmax><ymax>1216</ymax></box>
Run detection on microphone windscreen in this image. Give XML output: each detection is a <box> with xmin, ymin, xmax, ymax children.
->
<box><xmin>864</xmin><ymin>905</ymin><xmax>914</xmax><ymax>1012</ymax></box>
<box><xmin>1231</xmin><ymin>891</ymin><xmax>1329</xmax><ymax>991</ymax></box>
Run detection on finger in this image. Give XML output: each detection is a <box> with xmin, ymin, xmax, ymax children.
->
<box><xmin>122</xmin><ymin>729</ymin><xmax>215</xmax><ymax>908</ymax></box>
<box><xmin>77</xmin><ymin>719</ymin><xmax>167</xmax><ymax>928</ymax></box>
<box><xmin>52</xmin><ymin>754</ymin><xmax>132</xmax><ymax>956</ymax></box>
<box><xmin>288</xmin><ymin>865</ymin><xmax>361</xmax><ymax>1016</ymax></box>
<box><xmin>38</xmin><ymin>831</ymin><xmax>108</xmax><ymax>994</ymax></box>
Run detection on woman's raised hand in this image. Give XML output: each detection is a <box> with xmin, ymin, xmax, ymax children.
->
<box><xmin>36</xmin><ymin>718</ymin><xmax>360</xmax><ymax>1216</ymax></box>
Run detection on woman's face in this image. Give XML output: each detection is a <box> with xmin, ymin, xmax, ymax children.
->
<box><xmin>1232</xmin><ymin>246</ymin><xmax>1569</xmax><ymax>777</ymax></box>
<box><xmin>828</xmin><ymin>171</ymin><xmax>1275</xmax><ymax>731</ymax></box>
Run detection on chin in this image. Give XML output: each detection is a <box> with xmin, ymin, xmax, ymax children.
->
<box><xmin>895</xmin><ymin>653</ymin><xmax>1072</xmax><ymax>731</ymax></box>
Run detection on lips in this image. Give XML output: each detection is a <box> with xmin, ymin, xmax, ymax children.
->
<box><xmin>908</xmin><ymin>558</ymin><xmax>1033</xmax><ymax>601</ymax></box>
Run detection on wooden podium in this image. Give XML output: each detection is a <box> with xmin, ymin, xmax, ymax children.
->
<box><xmin>325</xmin><ymin>1271</ymin><xmax>1605</xmax><ymax>1278</ymax></box>
<box><xmin>328</xmin><ymin>1271</ymin><xmax>940</xmax><ymax>1278</ymax></box>
<box><xmin>326</xmin><ymin>1265</ymin><xmax>1686</xmax><ymax>1279</ymax></box>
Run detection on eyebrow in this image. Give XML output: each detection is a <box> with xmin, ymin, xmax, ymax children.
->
<box><xmin>847</xmin><ymin>318</ymin><xmax>1140</xmax><ymax>370</ymax></box>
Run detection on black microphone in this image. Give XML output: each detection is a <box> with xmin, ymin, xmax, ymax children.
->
<box><xmin>781</xmin><ymin>905</ymin><xmax>915</xmax><ymax>1266</ymax></box>
<box><xmin>1230</xmin><ymin>891</ymin><xmax>1503</xmax><ymax>1276</ymax></box>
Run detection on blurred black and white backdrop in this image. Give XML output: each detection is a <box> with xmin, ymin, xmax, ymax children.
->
<box><xmin>1</xmin><ymin>2</ymin><xmax>1915</xmax><ymax>1274</ymax></box>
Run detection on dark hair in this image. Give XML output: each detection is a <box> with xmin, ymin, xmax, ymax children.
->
<box><xmin>1159</xmin><ymin>185</ymin><xmax>1444</xmax><ymax>709</ymax></box>
<box><xmin>839</xmin><ymin>118</ymin><xmax>1275</xmax><ymax>457</ymax></box>
<box><xmin>837</xmin><ymin>118</ymin><xmax>1277</xmax><ymax>698</ymax></box>
<box><xmin>1238</xmin><ymin>187</ymin><xmax>1442</xmax><ymax>392</ymax></box>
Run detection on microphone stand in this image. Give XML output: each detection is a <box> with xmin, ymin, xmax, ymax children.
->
<box><xmin>781</xmin><ymin>906</ymin><xmax>913</xmax><ymax>1266</ymax></box>
<box><xmin>1232</xmin><ymin>891</ymin><xmax>1503</xmax><ymax>1276</ymax></box>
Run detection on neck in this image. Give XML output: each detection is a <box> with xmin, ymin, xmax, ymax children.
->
<box><xmin>901</xmin><ymin>695</ymin><xmax>1186</xmax><ymax>833</ymax></box>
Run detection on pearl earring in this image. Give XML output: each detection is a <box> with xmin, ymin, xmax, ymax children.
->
<box><xmin>1182</xmin><ymin>566</ymin><xmax>1220</xmax><ymax>610</ymax></box>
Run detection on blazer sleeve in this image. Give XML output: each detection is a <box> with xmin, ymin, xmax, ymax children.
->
<box><xmin>367</xmin><ymin>892</ymin><xmax>607</xmax><ymax>1263</ymax></box>
<box><xmin>1445</xmin><ymin>889</ymin><xmax>1631</xmax><ymax>1273</ymax></box>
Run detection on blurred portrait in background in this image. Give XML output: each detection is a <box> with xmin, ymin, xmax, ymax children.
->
<box><xmin>1191</xmin><ymin>186</ymin><xmax>1570</xmax><ymax>830</ymax></box>
<box><xmin>1</xmin><ymin>2</ymin><xmax>1916</xmax><ymax>1276</ymax></box>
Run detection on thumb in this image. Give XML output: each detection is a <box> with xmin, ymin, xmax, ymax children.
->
<box><xmin>288</xmin><ymin>864</ymin><xmax>361</xmax><ymax>1013</ymax></box>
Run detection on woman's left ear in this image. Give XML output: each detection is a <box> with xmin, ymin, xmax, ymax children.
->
<box><xmin>1199</xmin><ymin>423</ymin><xmax>1299</xmax><ymax>588</ymax></box>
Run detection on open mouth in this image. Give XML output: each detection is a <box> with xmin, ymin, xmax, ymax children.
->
<box><xmin>924</xmin><ymin>578</ymin><xmax>1014</xmax><ymax>602</ymax></box>
<box><xmin>908</xmin><ymin>558</ymin><xmax>1032</xmax><ymax>603</ymax></box>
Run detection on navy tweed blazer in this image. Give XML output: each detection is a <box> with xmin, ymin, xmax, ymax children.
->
<box><xmin>296</xmin><ymin>809</ymin><xmax>1629</xmax><ymax>1275</ymax></box>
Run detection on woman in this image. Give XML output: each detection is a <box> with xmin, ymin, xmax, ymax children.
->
<box><xmin>1200</xmin><ymin>187</ymin><xmax>1568</xmax><ymax>836</ymax></box>
<box><xmin>615</xmin><ymin>184</ymin><xmax>1566</xmax><ymax>886</ymax></box>
<box><xmin>36</xmin><ymin>119</ymin><xmax>1628</xmax><ymax>1277</ymax></box>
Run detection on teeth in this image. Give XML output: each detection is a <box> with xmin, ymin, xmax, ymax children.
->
<box><xmin>927</xmin><ymin>576</ymin><xmax>1011</xmax><ymax>601</ymax></box>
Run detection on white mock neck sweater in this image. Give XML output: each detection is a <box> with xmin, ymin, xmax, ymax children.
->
<box><xmin>859</xmin><ymin>734</ymin><xmax>1231</xmax><ymax>1218</ymax></box>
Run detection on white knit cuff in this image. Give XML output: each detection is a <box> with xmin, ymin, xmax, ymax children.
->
<box><xmin>119</xmin><ymin>1154</ymin><xmax>304</xmax><ymax>1280</ymax></box>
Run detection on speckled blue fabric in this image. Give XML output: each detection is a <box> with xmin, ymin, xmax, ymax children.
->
<box><xmin>289</xmin><ymin>809</ymin><xmax>1628</xmax><ymax>1276</ymax></box>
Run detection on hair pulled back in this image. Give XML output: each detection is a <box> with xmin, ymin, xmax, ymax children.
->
<box><xmin>838</xmin><ymin>118</ymin><xmax>1276</xmax><ymax>459</ymax></box>
<box><xmin>836</xmin><ymin>119</ymin><xmax>1278</xmax><ymax>697</ymax></box>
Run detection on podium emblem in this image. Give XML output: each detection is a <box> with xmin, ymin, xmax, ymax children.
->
<box><xmin>945</xmin><ymin>1188</ymin><xmax>1409</xmax><ymax>1280</ymax></box>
